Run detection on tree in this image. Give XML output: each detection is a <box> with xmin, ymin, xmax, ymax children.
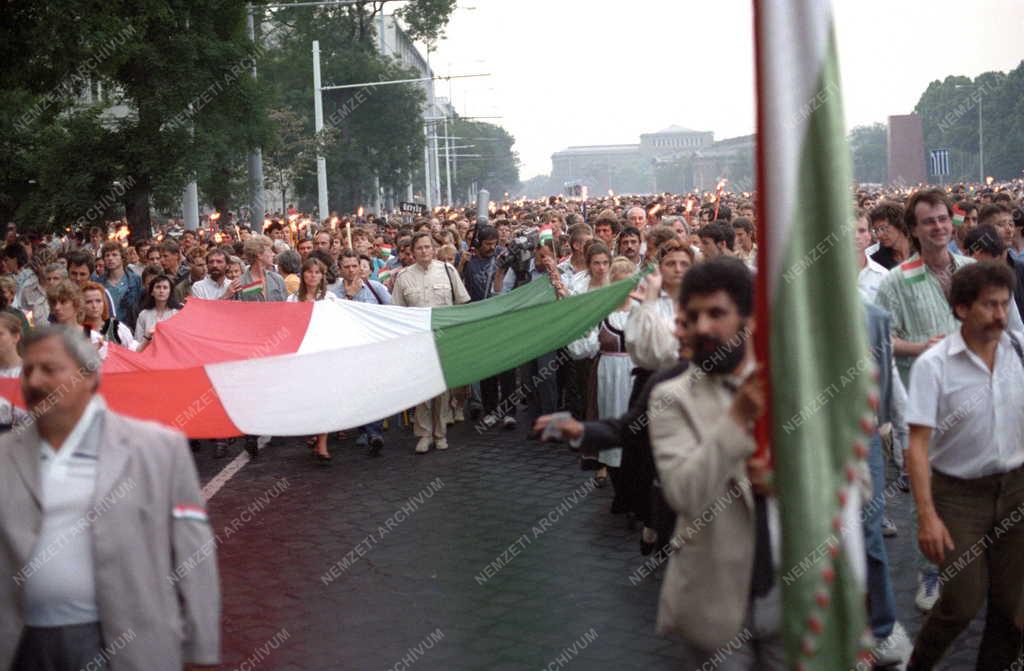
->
<box><xmin>0</xmin><ymin>1</ymin><xmax>270</xmax><ymax>238</ymax></box>
<box><xmin>447</xmin><ymin>118</ymin><xmax>519</xmax><ymax>202</ymax></box>
<box><xmin>260</xmin><ymin>6</ymin><xmax>437</xmax><ymax>213</ymax></box>
<box><xmin>263</xmin><ymin>108</ymin><xmax>318</xmax><ymax>215</ymax></box>
<box><xmin>848</xmin><ymin>123</ymin><xmax>887</xmax><ymax>184</ymax></box>
<box><xmin>913</xmin><ymin>62</ymin><xmax>1023</xmax><ymax>181</ymax></box>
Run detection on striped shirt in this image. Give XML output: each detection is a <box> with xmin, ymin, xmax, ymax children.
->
<box><xmin>874</xmin><ymin>252</ymin><xmax>974</xmax><ymax>385</ymax></box>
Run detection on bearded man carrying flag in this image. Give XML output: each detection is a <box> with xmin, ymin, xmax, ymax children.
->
<box><xmin>642</xmin><ymin>1</ymin><xmax>880</xmax><ymax>669</ymax></box>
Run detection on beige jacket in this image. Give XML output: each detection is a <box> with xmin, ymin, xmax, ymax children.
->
<box><xmin>0</xmin><ymin>404</ymin><xmax>220</xmax><ymax>670</ymax></box>
<box><xmin>649</xmin><ymin>366</ymin><xmax>778</xmax><ymax>650</ymax></box>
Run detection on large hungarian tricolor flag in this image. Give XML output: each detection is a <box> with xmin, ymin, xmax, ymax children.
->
<box><xmin>754</xmin><ymin>1</ymin><xmax>874</xmax><ymax>669</ymax></box>
<box><xmin>0</xmin><ymin>278</ymin><xmax>634</xmax><ymax>438</ymax></box>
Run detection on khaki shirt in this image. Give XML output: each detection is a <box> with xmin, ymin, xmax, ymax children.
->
<box><xmin>391</xmin><ymin>261</ymin><xmax>470</xmax><ymax>308</ymax></box>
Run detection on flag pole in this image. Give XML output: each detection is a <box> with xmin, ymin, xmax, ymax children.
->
<box><xmin>752</xmin><ymin>0</ymin><xmax>773</xmax><ymax>465</ymax></box>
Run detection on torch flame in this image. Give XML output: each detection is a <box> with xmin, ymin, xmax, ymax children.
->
<box><xmin>210</xmin><ymin>212</ymin><xmax>221</xmax><ymax>221</ymax></box>
<box><xmin>357</xmin><ymin>206</ymin><xmax>364</xmax><ymax>218</ymax></box>
<box><xmin>716</xmin><ymin>179</ymin><xmax>728</xmax><ymax>192</ymax></box>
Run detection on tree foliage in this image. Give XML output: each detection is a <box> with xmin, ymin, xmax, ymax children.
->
<box><xmin>445</xmin><ymin>118</ymin><xmax>520</xmax><ymax>202</ymax></box>
<box><xmin>259</xmin><ymin>5</ymin><xmax>429</xmax><ymax>214</ymax></box>
<box><xmin>0</xmin><ymin>0</ymin><xmax>270</xmax><ymax>237</ymax></box>
<box><xmin>914</xmin><ymin>62</ymin><xmax>1023</xmax><ymax>181</ymax></box>
<box><xmin>848</xmin><ymin>123</ymin><xmax>887</xmax><ymax>184</ymax></box>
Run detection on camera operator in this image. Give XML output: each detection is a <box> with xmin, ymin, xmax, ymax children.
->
<box><xmin>493</xmin><ymin>227</ymin><xmax>543</xmax><ymax>292</ymax></box>
<box><xmin>460</xmin><ymin>226</ymin><xmax>517</xmax><ymax>429</ymax></box>
<box><xmin>492</xmin><ymin>235</ymin><xmax>567</xmax><ymax>425</ymax></box>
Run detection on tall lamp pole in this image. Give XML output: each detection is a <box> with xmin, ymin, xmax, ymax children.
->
<box><xmin>953</xmin><ymin>83</ymin><xmax>985</xmax><ymax>183</ymax></box>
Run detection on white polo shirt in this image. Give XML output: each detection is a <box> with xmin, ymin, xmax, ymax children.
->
<box><xmin>22</xmin><ymin>397</ymin><xmax>104</xmax><ymax>626</ymax></box>
<box><xmin>190</xmin><ymin>276</ymin><xmax>231</xmax><ymax>300</ymax></box>
<box><xmin>906</xmin><ymin>328</ymin><xmax>1024</xmax><ymax>478</ymax></box>
<box><xmin>857</xmin><ymin>256</ymin><xmax>888</xmax><ymax>304</ymax></box>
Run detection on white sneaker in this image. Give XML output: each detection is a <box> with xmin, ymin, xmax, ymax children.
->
<box><xmin>915</xmin><ymin>570</ymin><xmax>940</xmax><ymax>612</ymax></box>
<box><xmin>872</xmin><ymin>621</ymin><xmax>911</xmax><ymax>667</ymax></box>
<box><xmin>415</xmin><ymin>437</ymin><xmax>431</xmax><ymax>454</ymax></box>
<box><xmin>502</xmin><ymin>416</ymin><xmax>517</xmax><ymax>430</ymax></box>
<box><xmin>435</xmin><ymin>438</ymin><xmax>448</xmax><ymax>450</ymax></box>
<box><xmin>454</xmin><ymin>407</ymin><xmax>465</xmax><ymax>422</ymax></box>
<box><xmin>482</xmin><ymin>414</ymin><xmax>498</xmax><ymax>428</ymax></box>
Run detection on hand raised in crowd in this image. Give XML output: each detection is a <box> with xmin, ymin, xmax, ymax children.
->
<box><xmin>729</xmin><ymin>365</ymin><xmax>765</xmax><ymax>430</ymax></box>
<box><xmin>225</xmin><ymin>278</ymin><xmax>241</xmax><ymax>298</ymax></box>
<box><xmin>540</xmin><ymin>255</ymin><xmax>567</xmax><ymax>297</ymax></box>
<box><xmin>918</xmin><ymin>510</ymin><xmax>955</xmax><ymax>564</ymax></box>
<box><xmin>746</xmin><ymin>455</ymin><xmax>774</xmax><ymax>496</ymax></box>
<box><xmin>640</xmin><ymin>269</ymin><xmax>662</xmax><ymax>302</ymax></box>
<box><xmin>532</xmin><ymin>414</ymin><xmax>583</xmax><ymax>442</ymax></box>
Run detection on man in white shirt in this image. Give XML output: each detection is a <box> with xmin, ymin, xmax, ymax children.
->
<box><xmin>190</xmin><ymin>249</ymin><xmax>239</xmax><ymax>301</ymax></box>
<box><xmin>0</xmin><ymin>326</ymin><xmax>220</xmax><ymax>670</ymax></box>
<box><xmin>392</xmin><ymin>232</ymin><xmax>470</xmax><ymax>453</ymax></box>
<box><xmin>854</xmin><ymin>211</ymin><xmax>888</xmax><ymax>304</ymax></box>
<box><xmin>904</xmin><ymin>261</ymin><xmax>1024</xmax><ymax>671</ymax></box>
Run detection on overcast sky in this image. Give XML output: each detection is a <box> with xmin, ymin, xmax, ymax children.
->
<box><xmin>426</xmin><ymin>0</ymin><xmax>1023</xmax><ymax>180</ymax></box>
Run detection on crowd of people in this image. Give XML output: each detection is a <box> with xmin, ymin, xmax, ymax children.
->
<box><xmin>1</xmin><ymin>179</ymin><xmax>1023</xmax><ymax>670</ymax></box>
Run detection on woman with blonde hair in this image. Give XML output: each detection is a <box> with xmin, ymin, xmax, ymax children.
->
<box><xmin>288</xmin><ymin>258</ymin><xmax>337</xmax><ymax>463</ymax></box>
<box><xmin>46</xmin><ymin>280</ymin><xmax>83</xmax><ymax>328</ymax></box>
<box><xmin>80</xmin><ymin>280</ymin><xmax>138</xmax><ymax>352</ymax></box>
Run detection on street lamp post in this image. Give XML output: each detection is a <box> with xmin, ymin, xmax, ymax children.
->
<box><xmin>312</xmin><ymin>40</ymin><xmax>330</xmax><ymax>222</ymax></box>
<box><xmin>311</xmin><ymin>51</ymin><xmax>489</xmax><ymax>213</ymax></box>
<box><xmin>977</xmin><ymin>94</ymin><xmax>984</xmax><ymax>183</ymax></box>
<box><xmin>246</xmin><ymin>8</ymin><xmax>265</xmax><ymax>227</ymax></box>
<box><xmin>953</xmin><ymin>83</ymin><xmax>985</xmax><ymax>183</ymax></box>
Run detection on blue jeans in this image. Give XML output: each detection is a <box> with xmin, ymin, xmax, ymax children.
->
<box><xmin>864</xmin><ymin>433</ymin><xmax>897</xmax><ymax>639</ymax></box>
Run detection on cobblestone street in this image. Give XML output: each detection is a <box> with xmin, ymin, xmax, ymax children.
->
<box><xmin>194</xmin><ymin>411</ymin><xmax>989</xmax><ymax>671</ymax></box>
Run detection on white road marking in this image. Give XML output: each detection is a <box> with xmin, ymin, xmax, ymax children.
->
<box><xmin>200</xmin><ymin>436</ymin><xmax>271</xmax><ymax>501</ymax></box>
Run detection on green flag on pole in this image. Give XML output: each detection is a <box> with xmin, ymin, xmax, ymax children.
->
<box><xmin>754</xmin><ymin>1</ymin><xmax>876</xmax><ymax>669</ymax></box>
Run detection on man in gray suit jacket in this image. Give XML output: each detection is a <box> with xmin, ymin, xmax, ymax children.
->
<box><xmin>648</xmin><ymin>258</ymin><xmax>783</xmax><ymax>669</ymax></box>
<box><xmin>0</xmin><ymin>326</ymin><xmax>220</xmax><ymax>671</ymax></box>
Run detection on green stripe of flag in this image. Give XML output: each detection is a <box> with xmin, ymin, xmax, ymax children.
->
<box><xmin>430</xmin><ymin>276</ymin><xmax>558</xmax><ymax>330</ymax></box>
<box><xmin>771</xmin><ymin>32</ymin><xmax>871</xmax><ymax>670</ymax></box>
<box><xmin>435</xmin><ymin>277</ymin><xmax>637</xmax><ymax>388</ymax></box>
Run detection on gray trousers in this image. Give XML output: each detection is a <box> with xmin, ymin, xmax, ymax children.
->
<box><xmin>683</xmin><ymin>584</ymin><xmax>786</xmax><ymax>671</ymax></box>
<box><xmin>12</xmin><ymin>622</ymin><xmax>107</xmax><ymax>671</ymax></box>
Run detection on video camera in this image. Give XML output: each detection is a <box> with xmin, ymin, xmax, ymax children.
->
<box><xmin>497</xmin><ymin>227</ymin><xmax>538</xmax><ymax>273</ymax></box>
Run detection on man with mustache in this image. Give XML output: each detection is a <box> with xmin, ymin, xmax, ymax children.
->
<box><xmin>645</xmin><ymin>257</ymin><xmax>783</xmax><ymax>668</ymax></box>
<box><xmin>904</xmin><ymin>262</ymin><xmax>1024</xmax><ymax>671</ymax></box>
<box><xmin>0</xmin><ymin>326</ymin><xmax>220</xmax><ymax>670</ymax></box>
<box><xmin>191</xmin><ymin>248</ymin><xmax>240</xmax><ymax>300</ymax></box>
<box><xmin>875</xmin><ymin>189</ymin><xmax>976</xmax><ymax>611</ymax></box>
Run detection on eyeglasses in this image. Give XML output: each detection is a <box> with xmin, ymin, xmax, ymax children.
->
<box><xmin>871</xmin><ymin>223</ymin><xmax>890</xmax><ymax>234</ymax></box>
